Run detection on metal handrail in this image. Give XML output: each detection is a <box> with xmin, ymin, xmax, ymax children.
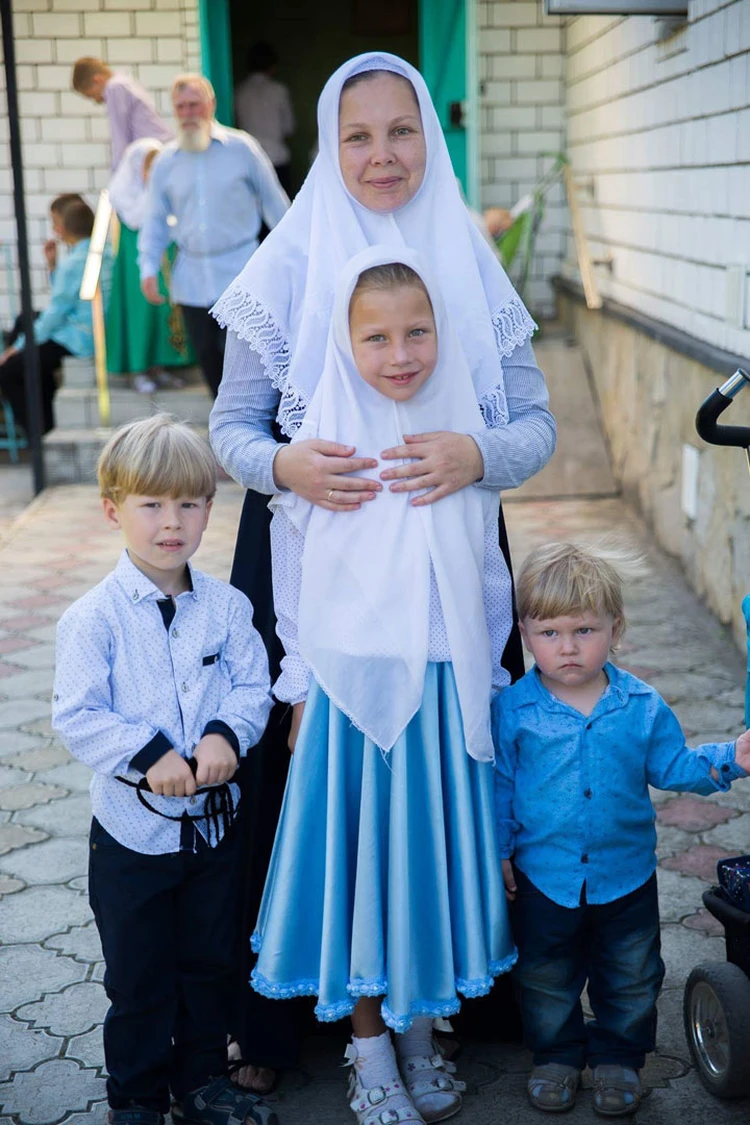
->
<box><xmin>79</xmin><ymin>189</ymin><xmax>113</xmax><ymax>427</ymax></box>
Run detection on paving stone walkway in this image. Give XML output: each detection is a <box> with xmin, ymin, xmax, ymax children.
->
<box><xmin>0</xmin><ymin>481</ymin><xmax>749</xmax><ymax>1125</ymax></box>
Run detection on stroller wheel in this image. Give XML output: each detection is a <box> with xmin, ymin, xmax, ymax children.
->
<box><xmin>683</xmin><ymin>963</ymin><xmax>750</xmax><ymax>1098</ymax></box>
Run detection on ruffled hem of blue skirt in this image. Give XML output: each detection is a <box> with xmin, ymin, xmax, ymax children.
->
<box><xmin>250</xmin><ymin>950</ymin><xmax>518</xmax><ymax>1031</ymax></box>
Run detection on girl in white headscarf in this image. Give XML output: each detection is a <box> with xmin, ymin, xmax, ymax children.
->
<box><xmin>211</xmin><ymin>51</ymin><xmax>554</xmax><ymax>1092</ymax></box>
<box><xmin>106</xmin><ymin>137</ymin><xmax>193</xmax><ymax>389</ymax></box>
<box><xmin>251</xmin><ymin>247</ymin><xmax>516</xmax><ymax>1125</ymax></box>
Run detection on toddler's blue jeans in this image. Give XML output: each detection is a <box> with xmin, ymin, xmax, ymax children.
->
<box><xmin>511</xmin><ymin>867</ymin><xmax>665</xmax><ymax>1070</ymax></box>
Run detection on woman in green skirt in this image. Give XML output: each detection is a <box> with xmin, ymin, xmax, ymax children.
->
<box><xmin>106</xmin><ymin>138</ymin><xmax>194</xmax><ymax>390</ymax></box>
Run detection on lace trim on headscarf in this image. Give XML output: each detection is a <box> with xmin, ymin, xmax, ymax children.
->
<box><xmin>479</xmin><ymin>295</ymin><xmax>538</xmax><ymax>427</ymax></box>
<box><xmin>212</xmin><ymin>287</ymin><xmax>308</xmax><ymax>437</ymax></box>
<box><xmin>491</xmin><ymin>293</ymin><xmax>537</xmax><ymax>358</ymax></box>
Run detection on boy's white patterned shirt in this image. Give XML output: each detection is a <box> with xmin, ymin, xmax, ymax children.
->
<box><xmin>52</xmin><ymin>550</ymin><xmax>272</xmax><ymax>855</ymax></box>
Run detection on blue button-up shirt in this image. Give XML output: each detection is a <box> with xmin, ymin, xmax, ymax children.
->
<box><xmin>138</xmin><ymin>123</ymin><xmax>290</xmax><ymax>308</ymax></box>
<box><xmin>52</xmin><ymin>551</ymin><xmax>272</xmax><ymax>855</ymax></box>
<box><xmin>492</xmin><ymin>662</ymin><xmax>746</xmax><ymax>908</ymax></box>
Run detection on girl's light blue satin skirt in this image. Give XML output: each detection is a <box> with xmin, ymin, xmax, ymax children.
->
<box><xmin>251</xmin><ymin>662</ymin><xmax>516</xmax><ymax>1032</ymax></box>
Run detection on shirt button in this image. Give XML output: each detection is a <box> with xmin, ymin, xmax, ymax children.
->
<box><xmin>581</xmin><ymin>854</ymin><xmax>589</xmax><ymax>864</ymax></box>
<box><xmin>172</xmin><ymin>628</ymin><xmax>179</xmax><ymax>638</ymax></box>
<box><xmin>586</xmin><ymin>722</ymin><xmax>592</xmax><ymax>730</ymax></box>
<box><xmin>189</xmin><ymin>797</ymin><xmax>195</xmax><ymax>805</ymax></box>
<box><xmin>584</xmin><ymin>788</ymin><xmax>592</xmax><ymax>799</ymax></box>
<box><xmin>721</xmin><ymin>764</ymin><xmax>730</xmax><ymax>772</ymax></box>
<box><xmin>53</xmin><ymin>693</ymin><xmax>59</xmax><ymax>702</ymax></box>
<box><xmin>182</xmin><ymin>682</ymin><xmax>189</xmax><ymax>693</ymax></box>
<box><xmin>132</xmin><ymin>590</ymin><xmax>140</xmax><ymax>602</ymax></box>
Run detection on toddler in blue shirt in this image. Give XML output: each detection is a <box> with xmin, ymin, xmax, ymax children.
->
<box><xmin>492</xmin><ymin>541</ymin><xmax>750</xmax><ymax>1118</ymax></box>
<box><xmin>53</xmin><ymin>414</ymin><xmax>274</xmax><ymax>1125</ymax></box>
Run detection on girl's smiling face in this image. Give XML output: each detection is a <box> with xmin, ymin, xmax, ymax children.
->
<box><xmin>349</xmin><ymin>284</ymin><xmax>437</xmax><ymax>402</ymax></box>
<box><xmin>338</xmin><ymin>73</ymin><xmax>426</xmax><ymax>213</ymax></box>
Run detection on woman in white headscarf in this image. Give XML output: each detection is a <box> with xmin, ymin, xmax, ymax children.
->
<box><xmin>210</xmin><ymin>50</ymin><xmax>553</xmax><ymax>1090</ymax></box>
<box><xmin>106</xmin><ymin>137</ymin><xmax>193</xmax><ymax>388</ymax></box>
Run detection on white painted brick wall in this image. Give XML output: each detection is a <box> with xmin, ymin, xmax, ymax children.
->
<box><xmin>479</xmin><ymin>1</ymin><xmax>568</xmax><ymax>316</ymax></box>
<box><xmin>565</xmin><ymin>0</ymin><xmax>750</xmax><ymax>356</ymax></box>
<box><xmin>0</xmin><ymin>0</ymin><xmax>199</xmax><ymax>324</ymax></box>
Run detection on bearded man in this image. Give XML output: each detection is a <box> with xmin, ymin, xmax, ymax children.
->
<box><xmin>138</xmin><ymin>74</ymin><xmax>289</xmax><ymax>398</ymax></box>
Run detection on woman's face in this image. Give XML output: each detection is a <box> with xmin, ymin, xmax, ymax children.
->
<box><xmin>338</xmin><ymin>73</ymin><xmax>426</xmax><ymax>213</ymax></box>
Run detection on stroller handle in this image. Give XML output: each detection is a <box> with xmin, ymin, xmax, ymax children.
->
<box><xmin>695</xmin><ymin>369</ymin><xmax>750</xmax><ymax>448</ymax></box>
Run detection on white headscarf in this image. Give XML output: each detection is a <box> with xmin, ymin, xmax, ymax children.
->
<box><xmin>213</xmin><ymin>51</ymin><xmax>536</xmax><ymax>437</ymax></box>
<box><xmin>108</xmin><ymin>138</ymin><xmax>164</xmax><ymax>230</ymax></box>
<box><xmin>274</xmin><ymin>246</ymin><xmax>508</xmax><ymax>762</ymax></box>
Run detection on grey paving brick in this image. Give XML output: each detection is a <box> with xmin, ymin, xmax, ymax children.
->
<box><xmin>44</xmin><ymin>922</ymin><xmax>102</xmax><ymax>965</ymax></box>
<box><xmin>0</xmin><ymin>699</ymin><xmax>52</xmax><ymax>731</ymax></box>
<box><xmin>0</xmin><ymin>885</ymin><xmax>91</xmax><ymax>943</ymax></box>
<box><xmin>0</xmin><ymin>824</ymin><xmax>48</xmax><ymax>855</ymax></box>
<box><xmin>2</xmin><ymin>742</ymin><xmax>70</xmax><ymax>772</ymax></box>
<box><xmin>65</xmin><ymin>1027</ymin><xmax>105</xmax><ymax>1070</ymax></box>
<box><xmin>0</xmin><ymin>838</ymin><xmax>89</xmax><ymax>885</ymax></box>
<box><xmin>0</xmin><ymin>1014</ymin><xmax>63</xmax><ymax>1083</ymax></box>
<box><xmin>15</xmin><ymin>793</ymin><xmax>92</xmax><ymax>836</ymax></box>
<box><xmin>0</xmin><ymin>1057</ymin><xmax>106</xmax><ymax>1124</ymax></box>
<box><xmin>0</xmin><ymin>945</ymin><xmax>87</xmax><ymax>1012</ymax></box>
<box><xmin>0</xmin><ymin>783</ymin><xmax>68</xmax><ymax>811</ymax></box>
<box><xmin>16</xmin><ymin>981</ymin><xmax>109</xmax><ymax>1038</ymax></box>
<box><xmin>35</xmin><ymin>760</ymin><xmax>93</xmax><ymax>794</ymax></box>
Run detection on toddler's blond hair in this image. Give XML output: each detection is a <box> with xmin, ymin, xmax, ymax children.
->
<box><xmin>516</xmin><ymin>540</ymin><xmax>647</xmax><ymax>627</ymax></box>
<box><xmin>97</xmin><ymin>414</ymin><xmax>216</xmax><ymax>504</ymax></box>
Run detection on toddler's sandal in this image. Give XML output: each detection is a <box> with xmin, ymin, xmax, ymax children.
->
<box><xmin>400</xmin><ymin>1054</ymin><xmax>465</xmax><ymax>1122</ymax></box>
<box><xmin>591</xmin><ymin>1065</ymin><xmax>642</xmax><ymax>1117</ymax></box>
<box><xmin>348</xmin><ymin>1069</ymin><xmax>425</xmax><ymax>1125</ymax></box>
<box><xmin>527</xmin><ymin>1063</ymin><xmax>580</xmax><ymax>1113</ymax></box>
<box><xmin>176</xmin><ymin>1075</ymin><xmax>278</xmax><ymax>1125</ymax></box>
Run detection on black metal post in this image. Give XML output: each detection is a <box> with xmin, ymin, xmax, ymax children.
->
<box><xmin>1</xmin><ymin>0</ymin><xmax>45</xmax><ymax>493</ymax></box>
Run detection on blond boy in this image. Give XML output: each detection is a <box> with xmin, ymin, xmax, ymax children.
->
<box><xmin>52</xmin><ymin>415</ymin><xmax>274</xmax><ymax>1125</ymax></box>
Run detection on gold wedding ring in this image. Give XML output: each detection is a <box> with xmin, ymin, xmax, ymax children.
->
<box><xmin>327</xmin><ymin>488</ymin><xmax>335</xmax><ymax>501</ymax></box>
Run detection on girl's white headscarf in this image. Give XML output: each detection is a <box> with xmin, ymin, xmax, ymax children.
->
<box><xmin>108</xmin><ymin>138</ymin><xmax>164</xmax><ymax>231</ymax></box>
<box><xmin>213</xmin><ymin>51</ymin><xmax>535</xmax><ymax>437</ymax></box>
<box><xmin>274</xmin><ymin>246</ymin><xmax>509</xmax><ymax>762</ymax></box>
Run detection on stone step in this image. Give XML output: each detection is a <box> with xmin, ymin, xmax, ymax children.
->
<box><xmin>60</xmin><ymin>355</ymin><xmax>95</xmax><ymax>390</ymax></box>
<box><xmin>43</xmin><ymin>423</ymin><xmax>210</xmax><ymax>485</ymax></box>
<box><xmin>53</xmin><ymin>385</ymin><xmax>213</xmax><ymax>431</ymax></box>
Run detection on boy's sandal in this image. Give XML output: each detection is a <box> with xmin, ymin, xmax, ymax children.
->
<box><xmin>348</xmin><ymin>1068</ymin><xmax>425</xmax><ymax>1125</ymax></box>
<box><xmin>107</xmin><ymin>1112</ymin><xmax>164</xmax><ymax>1125</ymax></box>
<box><xmin>177</xmin><ymin>1075</ymin><xmax>278</xmax><ymax>1125</ymax></box>
<box><xmin>591</xmin><ymin>1065</ymin><xmax>642</xmax><ymax>1118</ymax></box>
<box><xmin>399</xmin><ymin>1054</ymin><xmax>465</xmax><ymax>1123</ymax></box>
<box><xmin>527</xmin><ymin>1063</ymin><xmax>580</xmax><ymax>1113</ymax></box>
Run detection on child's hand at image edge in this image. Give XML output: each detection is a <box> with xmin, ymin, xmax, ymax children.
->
<box><xmin>734</xmin><ymin>729</ymin><xmax>750</xmax><ymax>775</ymax></box>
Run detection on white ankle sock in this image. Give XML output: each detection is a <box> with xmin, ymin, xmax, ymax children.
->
<box><xmin>351</xmin><ymin>1032</ymin><xmax>414</xmax><ymax>1115</ymax></box>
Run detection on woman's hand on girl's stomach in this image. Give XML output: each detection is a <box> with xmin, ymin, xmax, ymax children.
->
<box><xmin>501</xmin><ymin>859</ymin><xmax>517</xmax><ymax>902</ymax></box>
<box><xmin>273</xmin><ymin>438</ymin><xmax>382</xmax><ymax>510</ymax></box>
<box><xmin>380</xmin><ymin>431</ymin><xmax>484</xmax><ymax>506</ymax></box>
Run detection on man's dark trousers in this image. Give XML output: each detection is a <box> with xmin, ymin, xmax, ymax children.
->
<box><xmin>180</xmin><ymin>305</ymin><xmax>226</xmax><ymax>398</ymax></box>
<box><xmin>88</xmin><ymin>816</ymin><xmax>240</xmax><ymax>1113</ymax></box>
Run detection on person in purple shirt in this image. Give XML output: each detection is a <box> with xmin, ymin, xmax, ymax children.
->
<box><xmin>72</xmin><ymin>57</ymin><xmax>173</xmax><ymax>171</ymax></box>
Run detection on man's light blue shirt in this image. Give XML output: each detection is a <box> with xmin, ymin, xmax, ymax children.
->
<box><xmin>492</xmin><ymin>662</ymin><xmax>746</xmax><ymax>908</ymax></box>
<box><xmin>138</xmin><ymin>123</ymin><xmax>289</xmax><ymax>308</ymax></box>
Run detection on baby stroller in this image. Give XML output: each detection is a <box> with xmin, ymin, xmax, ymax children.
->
<box><xmin>683</xmin><ymin>368</ymin><xmax>750</xmax><ymax>1099</ymax></box>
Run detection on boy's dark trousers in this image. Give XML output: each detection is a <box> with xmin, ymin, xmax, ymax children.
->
<box><xmin>511</xmin><ymin>867</ymin><xmax>665</xmax><ymax>1071</ymax></box>
<box><xmin>88</xmin><ymin>816</ymin><xmax>241</xmax><ymax>1113</ymax></box>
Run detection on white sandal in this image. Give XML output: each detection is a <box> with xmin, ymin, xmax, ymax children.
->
<box><xmin>399</xmin><ymin>1054</ymin><xmax>465</xmax><ymax>1123</ymax></box>
<box><xmin>346</xmin><ymin>1046</ymin><xmax>425</xmax><ymax>1125</ymax></box>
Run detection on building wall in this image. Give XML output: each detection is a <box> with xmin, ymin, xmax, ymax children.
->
<box><xmin>560</xmin><ymin>290</ymin><xmax>750</xmax><ymax>650</ymax></box>
<box><xmin>478</xmin><ymin>0</ymin><xmax>568</xmax><ymax>317</ymax></box>
<box><xmin>564</xmin><ymin>0</ymin><xmax>750</xmax><ymax>357</ymax></box>
<box><xmin>0</xmin><ymin>0</ymin><xmax>200</xmax><ymax>323</ymax></box>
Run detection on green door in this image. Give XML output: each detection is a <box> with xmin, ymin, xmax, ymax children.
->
<box><xmin>198</xmin><ymin>0</ymin><xmax>234</xmax><ymax>126</ymax></box>
<box><xmin>419</xmin><ymin>0</ymin><xmax>475</xmax><ymax>202</ymax></box>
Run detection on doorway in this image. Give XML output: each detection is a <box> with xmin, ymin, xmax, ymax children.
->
<box><xmin>229</xmin><ymin>0</ymin><xmax>419</xmax><ymax>195</ymax></box>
